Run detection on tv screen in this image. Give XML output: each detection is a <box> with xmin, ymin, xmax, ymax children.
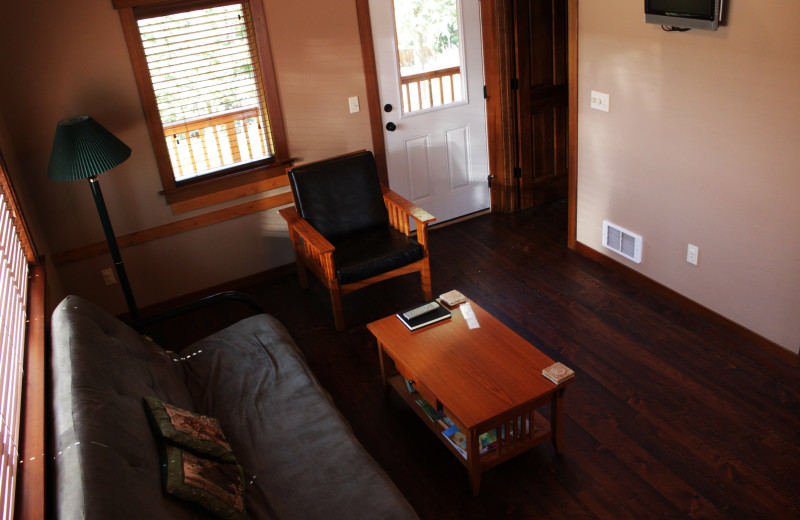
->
<box><xmin>647</xmin><ymin>0</ymin><xmax>714</xmax><ymax>19</ymax></box>
<box><xmin>645</xmin><ymin>0</ymin><xmax>720</xmax><ymax>30</ymax></box>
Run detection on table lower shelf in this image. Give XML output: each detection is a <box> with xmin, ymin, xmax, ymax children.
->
<box><xmin>387</xmin><ymin>373</ymin><xmax>554</xmax><ymax>494</ymax></box>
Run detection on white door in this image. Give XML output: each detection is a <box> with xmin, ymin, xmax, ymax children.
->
<box><xmin>369</xmin><ymin>0</ymin><xmax>490</xmax><ymax>224</ymax></box>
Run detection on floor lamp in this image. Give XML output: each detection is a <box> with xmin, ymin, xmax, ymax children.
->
<box><xmin>48</xmin><ymin>115</ymin><xmax>139</xmax><ymax>320</ymax></box>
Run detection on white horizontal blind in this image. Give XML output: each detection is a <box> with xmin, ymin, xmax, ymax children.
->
<box><xmin>0</xmin><ymin>170</ymin><xmax>30</xmax><ymax>520</ymax></box>
<box><xmin>137</xmin><ymin>2</ymin><xmax>274</xmax><ymax>182</ymax></box>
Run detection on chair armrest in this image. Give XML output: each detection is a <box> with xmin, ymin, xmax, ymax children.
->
<box><xmin>381</xmin><ymin>185</ymin><xmax>436</xmax><ymax>226</ymax></box>
<box><xmin>278</xmin><ymin>207</ymin><xmax>335</xmax><ymax>254</ymax></box>
<box><xmin>131</xmin><ymin>291</ymin><xmax>265</xmax><ymax>333</ymax></box>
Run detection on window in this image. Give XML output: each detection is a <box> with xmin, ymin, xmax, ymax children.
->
<box><xmin>116</xmin><ymin>0</ymin><xmax>289</xmax><ymax>206</ymax></box>
<box><xmin>0</xmin><ymin>153</ymin><xmax>37</xmax><ymax>520</ymax></box>
<box><xmin>392</xmin><ymin>0</ymin><xmax>464</xmax><ymax>113</ymax></box>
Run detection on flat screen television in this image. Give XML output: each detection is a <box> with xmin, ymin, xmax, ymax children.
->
<box><xmin>645</xmin><ymin>0</ymin><xmax>722</xmax><ymax>31</ymax></box>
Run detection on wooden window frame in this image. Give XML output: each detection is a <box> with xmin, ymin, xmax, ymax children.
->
<box><xmin>114</xmin><ymin>0</ymin><xmax>290</xmax><ymax>209</ymax></box>
<box><xmin>0</xmin><ymin>150</ymin><xmax>44</xmax><ymax>520</ymax></box>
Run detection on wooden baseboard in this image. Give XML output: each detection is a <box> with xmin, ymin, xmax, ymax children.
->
<box><xmin>575</xmin><ymin>242</ymin><xmax>799</xmax><ymax>368</ymax></box>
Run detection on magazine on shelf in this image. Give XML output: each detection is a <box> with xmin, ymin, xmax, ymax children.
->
<box><xmin>396</xmin><ymin>301</ymin><xmax>451</xmax><ymax>331</ymax></box>
<box><xmin>441</xmin><ymin>425</ymin><xmax>498</xmax><ymax>459</ymax></box>
<box><xmin>415</xmin><ymin>398</ymin><xmax>443</xmax><ymax>422</ymax></box>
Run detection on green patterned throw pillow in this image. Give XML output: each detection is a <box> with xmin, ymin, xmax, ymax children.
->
<box><xmin>143</xmin><ymin>396</ymin><xmax>236</xmax><ymax>464</ymax></box>
<box><xmin>163</xmin><ymin>444</ymin><xmax>245</xmax><ymax>520</ymax></box>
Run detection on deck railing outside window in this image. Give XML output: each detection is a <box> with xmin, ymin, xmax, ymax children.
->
<box><xmin>401</xmin><ymin>66</ymin><xmax>462</xmax><ymax>113</ymax></box>
<box><xmin>163</xmin><ymin>106</ymin><xmax>269</xmax><ymax>181</ymax></box>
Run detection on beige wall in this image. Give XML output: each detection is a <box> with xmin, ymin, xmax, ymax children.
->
<box><xmin>2</xmin><ymin>0</ymin><xmax>797</xmax><ymax>354</ymax></box>
<box><xmin>0</xmin><ymin>0</ymin><xmax>373</xmax><ymax>313</ymax></box>
<box><xmin>576</xmin><ymin>1</ymin><xmax>800</xmax><ymax>353</ymax></box>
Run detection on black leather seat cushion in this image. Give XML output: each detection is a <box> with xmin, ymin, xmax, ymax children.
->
<box><xmin>288</xmin><ymin>151</ymin><xmax>388</xmax><ymax>243</ymax></box>
<box><xmin>333</xmin><ymin>228</ymin><xmax>424</xmax><ymax>285</ymax></box>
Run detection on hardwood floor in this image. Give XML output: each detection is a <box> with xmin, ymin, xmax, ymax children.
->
<box><xmin>153</xmin><ymin>200</ymin><xmax>800</xmax><ymax>519</ymax></box>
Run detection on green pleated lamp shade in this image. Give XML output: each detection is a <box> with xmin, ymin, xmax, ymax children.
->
<box><xmin>47</xmin><ymin>115</ymin><xmax>131</xmax><ymax>182</ymax></box>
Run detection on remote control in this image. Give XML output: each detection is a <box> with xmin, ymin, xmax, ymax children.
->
<box><xmin>403</xmin><ymin>302</ymin><xmax>439</xmax><ymax>320</ymax></box>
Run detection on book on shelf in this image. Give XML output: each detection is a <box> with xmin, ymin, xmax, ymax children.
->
<box><xmin>542</xmin><ymin>362</ymin><xmax>575</xmax><ymax>385</ymax></box>
<box><xmin>442</xmin><ymin>425</ymin><xmax>467</xmax><ymax>459</ymax></box>
<box><xmin>498</xmin><ymin>416</ymin><xmax>531</xmax><ymax>444</ymax></box>
<box><xmin>396</xmin><ymin>301</ymin><xmax>451</xmax><ymax>331</ymax></box>
<box><xmin>415</xmin><ymin>398</ymin><xmax>442</xmax><ymax>422</ymax></box>
<box><xmin>437</xmin><ymin>415</ymin><xmax>454</xmax><ymax>430</ymax></box>
<box><xmin>403</xmin><ymin>378</ymin><xmax>417</xmax><ymax>394</ymax></box>
<box><xmin>441</xmin><ymin>425</ymin><xmax>498</xmax><ymax>459</ymax></box>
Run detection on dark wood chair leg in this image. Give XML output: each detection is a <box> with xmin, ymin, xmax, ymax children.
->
<box><xmin>288</xmin><ymin>229</ymin><xmax>309</xmax><ymax>289</ymax></box>
<box><xmin>329</xmin><ymin>284</ymin><xmax>345</xmax><ymax>331</ymax></box>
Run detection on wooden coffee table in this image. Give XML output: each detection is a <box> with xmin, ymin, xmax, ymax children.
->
<box><xmin>367</xmin><ymin>299</ymin><xmax>574</xmax><ymax>495</ymax></box>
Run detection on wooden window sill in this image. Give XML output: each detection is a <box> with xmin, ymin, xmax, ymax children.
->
<box><xmin>162</xmin><ymin>159</ymin><xmax>294</xmax><ymax>214</ymax></box>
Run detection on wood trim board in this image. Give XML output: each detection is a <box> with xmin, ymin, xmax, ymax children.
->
<box><xmin>355</xmin><ymin>0</ymin><xmax>389</xmax><ymax>186</ymax></box>
<box><xmin>52</xmin><ymin>190</ymin><xmax>294</xmax><ymax>267</ymax></box>
<box><xmin>15</xmin><ymin>261</ymin><xmax>47</xmax><ymax>520</ymax></box>
<box><xmin>567</xmin><ymin>0</ymin><xmax>578</xmax><ymax>250</ymax></box>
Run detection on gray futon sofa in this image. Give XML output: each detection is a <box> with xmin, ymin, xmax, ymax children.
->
<box><xmin>51</xmin><ymin>294</ymin><xmax>418</xmax><ymax>519</ymax></box>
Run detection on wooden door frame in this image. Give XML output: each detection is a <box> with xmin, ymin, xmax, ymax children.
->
<box><xmin>355</xmin><ymin>0</ymin><xmax>578</xmax><ymax>249</ymax></box>
<box><xmin>355</xmin><ymin>0</ymin><xmax>389</xmax><ymax>185</ymax></box>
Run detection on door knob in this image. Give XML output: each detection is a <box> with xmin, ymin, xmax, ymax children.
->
<box><xmin>386</xmin><ymin>122</ymin><xmax>397</xmax><ymax>132</ymax></box>
<box><xmin>384</xmin><ymin>104</ymin><xmax>393</xmax><ymax>113</ymax></box>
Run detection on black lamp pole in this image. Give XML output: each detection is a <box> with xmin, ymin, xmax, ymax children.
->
<box><xmin>48</xmin><ymin>116</ymin><xmax>139</xmax><ymax>321</ymax></box>
<box><xmin>87</xmin><ymin>176</ymin><xmax>138</xmax><ymax>320</ymax></box>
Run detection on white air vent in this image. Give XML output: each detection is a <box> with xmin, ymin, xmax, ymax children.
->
<box><xmin>602</xmin><ymin>220</ymin><xmax>642</xmax><ymax>263</ymax></box>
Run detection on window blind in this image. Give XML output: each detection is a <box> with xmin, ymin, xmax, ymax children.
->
<box><xmin>0</xmin><ymin>161</ymin><xmax>33</xmax><ymax>520</ymax></box>
<box><xmin>137</xmin><ymin>2</ymin><xmax>274</xmax><ymax>182</ymax></box>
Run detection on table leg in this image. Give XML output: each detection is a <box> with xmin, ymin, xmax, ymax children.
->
<box><xmin>467</xmin><ymin>429</ymin><xmax>481</xmax><ymax>496</ymax></box>
<box><xmin>551</xmin><ymin>387</ymin><xmax>565</xmax><ymax>454</ymax></box>
<box><xmin>377</xmin><ymin>341</ymin><xmax>390</xmax><ymax>399</ymax></box>
<box><xmin>469</xmin><ymin>469</ymin><xmax>481</xmax><ymax>497</ymax></box>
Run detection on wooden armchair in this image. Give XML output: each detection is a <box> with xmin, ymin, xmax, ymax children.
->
<box><xmin>279</xmin><ymin>151</ymin><xmax>435</xmax><ymax>331</ymax></box>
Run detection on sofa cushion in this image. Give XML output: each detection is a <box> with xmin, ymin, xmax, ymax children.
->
<box><xmin>162</xmin><ymin>445</ymin><xmax>245</xmax><ymax>520</ymax></box>
<box><xmin>181</xmin><ymin>315</ymin><xmax>418</xmax><ymax>520</ymax></box>
<box><xmin>144</xmin><ymin>396</ymin><xmax>236</xmax><ymax>464</ymax></box>
<box><xmin>51</xmin><ymin>296</ymin><xmax>207</xmax><ymax>520</ymax></box>
<box><xmin>51</xmin><ymin>296</ymin><xmax>418</xmax><ymax>520</ymax></box>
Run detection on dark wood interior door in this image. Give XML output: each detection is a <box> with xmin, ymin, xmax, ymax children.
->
<box><xmin>514</xmin><ymin>0</ymin><xmax>569</xmax><ymax>209</ymax></box>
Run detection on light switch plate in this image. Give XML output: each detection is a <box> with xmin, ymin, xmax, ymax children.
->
<box><xmin>687</xmin><ymin>244</ymin><xmax>699</xmax><ymax>266</ymax></box>
<box><xmin>348</xmin><ymin>96</ymin><xmax>360</xmax><ymax>114</ymax></box>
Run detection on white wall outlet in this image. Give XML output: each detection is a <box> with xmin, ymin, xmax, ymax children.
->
<box><xmin>101</xmin><ymin>267</ymin><xmax>116</xmax><ymax>285</ymax></box>
<box><xmin>591</xmin><ymin>90</ymin><xmax>610</xmax><ymax>112</ymax></box>
<box><xmin>348</xmin><ymin>96</ymin><xmax>360</xmax><ymax>114</ymax></box>
<box><xmin>686</xmin><ymin>244</ymin><xmax>699</xmax><ymax>266</ymax></box>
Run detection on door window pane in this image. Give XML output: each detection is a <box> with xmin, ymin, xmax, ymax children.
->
<box><xmin>393</xmin><ymin>0</ymin><xmax>463</xmax><ymax>113</ymax></box>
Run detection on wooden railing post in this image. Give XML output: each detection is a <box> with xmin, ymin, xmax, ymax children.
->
<box><xmin>161</xmin><ymin>106</ymin><xmax>268</xmax><ymax>180</ymax></box>
<box><xmin>400</xmin><ymin>66</ymin><xmax>461</xmax><ymax>112</ymax></box>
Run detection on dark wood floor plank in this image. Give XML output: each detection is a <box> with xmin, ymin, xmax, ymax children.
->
<box><xmin>147</xmin><ymin>200</ymin><xmax>800</xmax><ymax>519</ymax></box>
<box><xmin>518</xmin><ymin>296</ymin><xmax>800</xmax><ymax>518</ymax></box>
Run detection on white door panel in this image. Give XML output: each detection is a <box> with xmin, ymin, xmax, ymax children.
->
<box><xmin>369</xmin><ymin>0</ymin><xmax>489</xmax><ymax>223</ymax></box>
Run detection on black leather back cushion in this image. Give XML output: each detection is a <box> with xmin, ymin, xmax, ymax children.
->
<box><xmin>288</xmin><ymin>151</ymin><xmax>388</xmax><ymax>243</ymax></box>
